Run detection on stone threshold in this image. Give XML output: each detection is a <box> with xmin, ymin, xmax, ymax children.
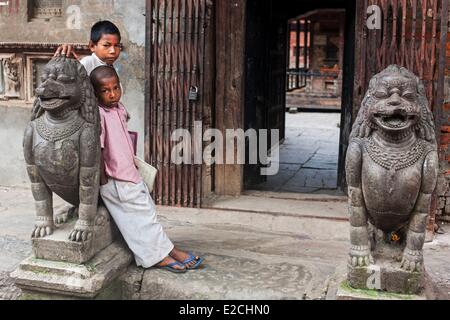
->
<box><xmin>201</xmin><ymin>193</ymin><xmax>348</xmax><ymax>223</ymax></box>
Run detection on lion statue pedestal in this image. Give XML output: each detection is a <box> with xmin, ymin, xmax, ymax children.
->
<box><xmin>11</xmin><ymin>57</ymin><xmax>132</xmax><ymax>299</ymax></box>
<box><xmin>339</xmin><ymin>65</ymin><xmax>439</xmax><ymax>298</ymax></box>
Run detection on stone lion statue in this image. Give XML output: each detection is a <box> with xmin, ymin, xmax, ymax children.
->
<box><xmin>345</xmin><ymin>65</ymin><xmax>438</xmax><ymax>278</ymax></box>
<box><xmin>23</xmin><ymin>56</ymin><xmax>100</xmax><ymax>243</ymax></box>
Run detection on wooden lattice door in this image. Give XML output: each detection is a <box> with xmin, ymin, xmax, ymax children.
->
<box><xmin>145</xmin><ymin>0</ymin><xmax>213</xmax><ymax>207</ymax></box>
<box><xmin>354</xmin><ymin>0</ymin><xmax>448</xmax><ymax>118</ymax></box>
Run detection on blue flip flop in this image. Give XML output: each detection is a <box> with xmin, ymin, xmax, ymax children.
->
<box><xmin>155</xmin><ymin>261</ymin><xmax>187</xmax><ymax>273</ymax></box>
<box><xmin>182</xmin><ymin>253</ymin><xmax>204</xmax><ymax>270</ymax></box>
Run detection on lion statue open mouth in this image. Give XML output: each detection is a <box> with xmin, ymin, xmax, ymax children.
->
<box><xmin>345</xmin><ymin>65</ymin><xmax>438</xmax><ymax>287</ymax></box>
<box><xmin>23</xmin><ymin>56</ymin><xmax>101</xmax><ymax>243</ymax></box>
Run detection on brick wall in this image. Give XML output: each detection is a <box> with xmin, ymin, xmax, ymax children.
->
<box><xmin>436</xmin><ymin>15</ymin><xmax>450</xmax><ymax>224</ymax></box>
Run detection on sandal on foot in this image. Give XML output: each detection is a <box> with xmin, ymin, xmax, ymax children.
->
<box><xmin>182</xmin><ymin>253</ymin><xmax>204</xmax><ymax>270</ymax></box>
<box><xmin>155</xmin><ymin>261</ymin><xmax>187</xmax><ymax>273</ymax></box>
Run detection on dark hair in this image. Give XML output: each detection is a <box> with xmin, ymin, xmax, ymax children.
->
<box><xmin>90</xmin><ymin>66</ymin><xmax>120</xmax><ymax>92</ymax></box>
<box><xmin>90</xmin><ymin>20</ymin><xmax>121</xmax><ymax>44</ymax></box>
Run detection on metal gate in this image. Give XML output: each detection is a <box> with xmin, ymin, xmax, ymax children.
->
<box><xmin>146</xmin><ymin>0</ymin><xmax>213</xmax><ymax>207</ymax></box>
<box><xmin>286</xmin><ymin>19</ymin><xmax>310</xmax><ymax>92</ymax></box>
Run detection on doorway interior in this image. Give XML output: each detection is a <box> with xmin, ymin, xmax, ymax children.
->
<box><xmin>243</xmin><ymin>0</ymin><xmax>356</xmax><ymax>197</ymax></box>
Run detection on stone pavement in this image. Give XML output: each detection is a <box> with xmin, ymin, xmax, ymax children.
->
<box><xmin>1</xmin><ymin>185</ymin><xmax>449</xmax><ymax>300</ymax></box>
<box><xmin>251</xmin><ymin>112</ymin><xmax>341</xmax><ymax>194</ymax></box>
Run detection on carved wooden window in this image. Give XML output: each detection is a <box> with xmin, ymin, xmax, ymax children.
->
<box><xmin>29</xmin><ymin>0</ymin><xmax>63</xmax><ymax>19</ymax></box>
<box><xmin>0</xmin><ymin>54</ymin><xmax>23</xmax><ymax>101</ymax></box>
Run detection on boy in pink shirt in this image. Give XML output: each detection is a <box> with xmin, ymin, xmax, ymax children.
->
<box><xmin>91</xmin><ymin>66</ymin><xmax>203</xmax><ymax>272</ymax></box>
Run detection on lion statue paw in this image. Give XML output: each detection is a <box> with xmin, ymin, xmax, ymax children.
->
<box><xmin>348</xmin><ymin>245</ymin><xmax>374</xmax><ymax>267</ymax></box>
<box><xmin>400</xmin><ymin>250</ymin><xmax>423</xmax><ymax>272</ymax></box>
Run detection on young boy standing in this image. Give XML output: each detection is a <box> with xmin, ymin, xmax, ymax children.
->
<box><xmin>56</xmin><ymin>20</ymin><xmax>122</xmax><ymax>76</ymax></box>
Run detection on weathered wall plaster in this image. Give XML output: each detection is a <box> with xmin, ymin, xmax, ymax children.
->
<box><xmin>0</xmin><ymin>0</ymin><xmax>145</xmax><ymax>186</ymax></box>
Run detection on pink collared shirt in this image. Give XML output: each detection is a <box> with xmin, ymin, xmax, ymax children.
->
<box><xmin>99</xmin><ymin>102</ymin><xmax>142</xmax><ymax>184</ymax></box>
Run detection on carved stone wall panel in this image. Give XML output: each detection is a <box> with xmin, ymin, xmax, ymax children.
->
<box><xmin>0</xmin><ymin>54</ymin><xmax>23</xmax><ymax>100</ymax></box>
<box><xmin>0</xmin><ymin>43</ymin><xmax>89</xmax><ymax>104</ymax></box>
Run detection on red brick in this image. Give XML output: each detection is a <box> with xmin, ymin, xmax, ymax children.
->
<box><xmin>442</xmin><ymin>126</ymin><xmax>450</xmax><ymax>133</ymax></box>
<box><xmin>441</xmin><ymin>133</ymin><xmax>450</xmax><ymax>145</ymax></box>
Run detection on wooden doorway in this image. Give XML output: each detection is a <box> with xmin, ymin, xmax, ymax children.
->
<box><xmin>144</xmin><ymin>0</ymin><xmax>447</xmax><ymax>205</ymax></box>
<box><xmin>243</xmin><ymin>0</ymin><xmax>356</xmax><ymax>194</ymax></box>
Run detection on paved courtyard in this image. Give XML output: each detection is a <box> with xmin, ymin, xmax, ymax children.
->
<box><xmin>251</xmin><ymin>112</ymin><xmax>341</xmax><ymax>194</ymax></box>
<box><xmin>1</xmin><ymin>185</ymin><xmax>449</xmax><ymax>300</ymax></box>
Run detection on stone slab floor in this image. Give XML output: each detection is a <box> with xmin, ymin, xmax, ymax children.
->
<box><xmin>1</xmin><ymin>185</ymin><xmax>449</xmax><ymax>300</ymax></box>
<box><xmin>250</xmin><ymin>112</ymin><xmax>342</xmax><ymax>195</ymax></box>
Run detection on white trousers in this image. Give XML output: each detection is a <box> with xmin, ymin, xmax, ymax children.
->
<box><xmin>100</xmin><ymin>179</ymin><xmax>174</xmax><ymax>268</ymax></box>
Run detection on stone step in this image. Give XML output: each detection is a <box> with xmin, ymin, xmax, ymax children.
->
<box><xmin>118</xmin><ymin>207</ymin><xmax>450</xmax><ymax>300</ymax></box>
<box><xmin>119</xmin><ymin>215</ymin><xmax>350</xmax><ymax>300</ymax></box>
<box><xmin>121</xmin><ymin>254</ymin><xmax>326</xmax><ymax>300</ymax></box>
<box><xmin>209</xmin><ymin>192</ymin><xmax>347</xmax><ymax>213</ymax></box>
<box><xmin>156</xmin><ymin>196</ymin><xmax>349</xmax><ymax>242</ymax></box>
<box><xmin>115</xmin><ymin>201</ymin><xmax>350</xmax><ymax>300</ymax></box>
<box><xmin>12</xmin><ymin>242</ymin><xmax>133</xmax><ymax>299</ymax></box>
